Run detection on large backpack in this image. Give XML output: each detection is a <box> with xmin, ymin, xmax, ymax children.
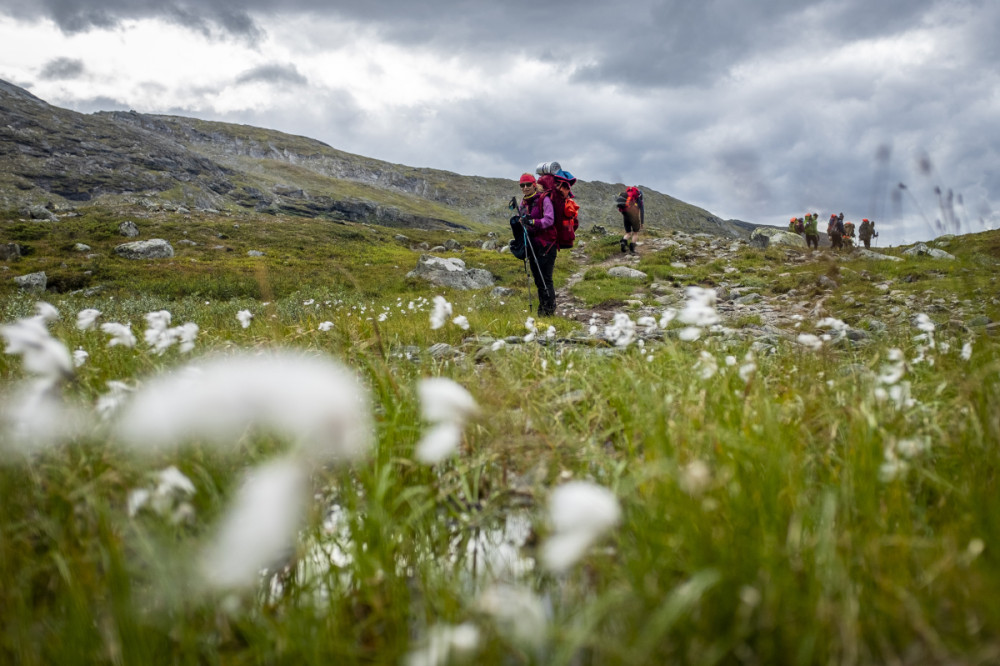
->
<box><xmin>557</xmin><ymin>198</ymin><xmax>579</xmax><ymax>249</ymax></box>
<box><xmin>508</xmin><ymin>215</ymin><xmax>527</xmax><ymax>259</ymax></box>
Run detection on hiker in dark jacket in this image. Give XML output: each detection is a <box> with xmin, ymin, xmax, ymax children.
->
<box><xmin>828</xmin><ymin>214</ymin><xmax>843</xmax><ymax>250</ymax></box>
<box><xmin>616</xmin><ymin>186</ymin><xmax>644</xmax><ymax>254</ymax></box>
<box><xmin>858</xmin><ymin>219</ymin><xmax>876</xmax><ymax>248</ymax></box>
<box><xmin>804</xmin><ymin>213</ymin><xmax>819</xmax><ymax>249</ymax></box>
<box><xmin>517</xmin><ymin>173</ymin><xmax>558</xmax><ymax>316</ymax></box>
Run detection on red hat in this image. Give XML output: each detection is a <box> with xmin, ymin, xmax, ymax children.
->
<box><xmin>519</xmin><ymin>173</ymin><xmax>536</xmax><ymax>185</ymax></box>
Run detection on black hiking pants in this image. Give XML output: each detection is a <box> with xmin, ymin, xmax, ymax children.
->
<box><xmin>527</xmin><ymin>239</ymin><xmax>557</xmax><ymax>316</ymax></box>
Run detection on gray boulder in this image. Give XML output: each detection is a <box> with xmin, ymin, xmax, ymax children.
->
<box><xmin>114</xmin><ymin>239</ymin><xmax>174</xmax><ymax>259</ymax></box>
<box><xmin>444</xmin><ymin>239</ymin><xmax>462</xmax><ymax>251</ymax></box>
<box><xmin>73</xmin><ymin>243</ymin><xmax>91</xmax><ymax>252</ymax></box>
<box><xmin>406</xmin><ymin>255</ymin><xmax>495</xmax><ymax>290</ymax></box>
<box><xmin>25</xmin><ymin>205</ymin><xmax>57</xmax><ymax>221</ymax></box>
<box><xmin>14</xmin><ymin>271</ymin><xmax>46</xmax><ymax>291</ymax></box>
<box><xmin>903</xmin><ymin>243</ymin><xmax>954</xmax><ymax>260</ymax></box>
<box><xmin>750</xmin><ymin>228</ymin><xmax>807</xmax><ymax>249</ymax></box>
<box><xmin>1</xmin><ymin>243</ymin><xmax>22</xmax><ymax>261</ymax></box>
<box><xmin>119</xmin><ymin>221</ymin><xmax>140</xmax><ymax>237</ymax></box>
<box><xmin>855</xmin><ymin>248</ymin><xmax>903</xmax><ymax>262</ymax></box>
<box><xmin>607</xmin><ymin>266</ymin><xmax>648</xmax><ymax>280</ymax></box>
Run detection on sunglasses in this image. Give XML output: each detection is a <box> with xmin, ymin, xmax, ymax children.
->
<box><xmin>519</xmin><ymin>183</ymin><xmax>534</xmax><ymax>188</ymax></box>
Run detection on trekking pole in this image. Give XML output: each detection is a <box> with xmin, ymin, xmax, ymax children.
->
<box><xmin>522</xmin><ymin>220</ymin><xmax>540</xmax><ymax>314</ymax></box>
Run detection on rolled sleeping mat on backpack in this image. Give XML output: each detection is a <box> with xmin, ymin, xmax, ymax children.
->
<box><xmin>535</xmin><ymin>161</ymin><xmax>562</xmax><ymax>175</ymax></box>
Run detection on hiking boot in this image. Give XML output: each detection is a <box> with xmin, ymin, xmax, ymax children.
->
<box><xmin>620</xmin><ymin>238</ymin><xmax>628</xmax><ymax>253</ymax></box>
<box><xmin>629</xmin><ymin>242</ymin><xmax>636</xmax><ymax>254</ymax></box>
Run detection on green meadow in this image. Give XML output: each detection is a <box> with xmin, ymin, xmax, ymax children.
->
<box><xmin>2</xmin><ymin>207</ymin><xmax>999</xmax><ymax>664</ymax></box>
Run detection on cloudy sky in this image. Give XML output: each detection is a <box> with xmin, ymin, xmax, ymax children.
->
<box><xmin>1</xmin><ymin>0</ymin><xmax>997</xmax><ymax>245</ymax></box>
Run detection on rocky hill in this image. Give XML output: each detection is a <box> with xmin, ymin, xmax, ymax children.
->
<box><xmin>1</xmin><ymin>79</ymin><xmax>751</xmax><ymax>237</ymax></box>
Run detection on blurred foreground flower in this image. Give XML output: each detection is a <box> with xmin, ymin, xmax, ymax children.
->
<box><xmin>76</xmin><ymin>308</ymin><xmax>102</xmax><ymax>330</ymax></box>
<box><xmin>128</xmin><ymin>465</ymin><xmax>197</xmax><ymax>525</ymax></box>
<box><xmin>1</xmin><ymin>312</ymin><xmax>73</xmax><ymax>382</ymax></box>
<box><xmin>200</xmin><ymin>457</ymin><xmax>308</xmax><ymax>589</ymax></box>
<box><xmin>475</xmin><ymin>584</ymin><xmax>548</xmax><ymax>648</ymax></box>
<box><xmin>541</xmin><ymin>481</ymin><xmax>621</xmax><ymax>573</ymax></box>
<box><xmin>415</xmin><ymin>378</ymin><xmax>478</xmax><ymax>464</ymax></box>
<box><xmin>604</xmin><ymin>313</ymin><xmax>636</xmax><ymax>347</ymax></box>
<box><xmin>405</xmin><ymin>622</ymin><xmax>480</xmax><ymax>666</ymax></box>
<box><xmin>101</xmin><ymin>322</ymin><xmax>137</xmax><ymax>348</ymax></box>
<box><xmin>430</xmin><ymin>296</ymin><xmax>452</xmax><ymax>330</ymax></box>
<box><xmin>236</xmin><ymin>310</ymin><xmax>253</xmax><ymax>329</ymax></box>
<box><xmin>114</xmin><ymin>351</ymin><xmax>373</xmax><ymax>464</ymax></box>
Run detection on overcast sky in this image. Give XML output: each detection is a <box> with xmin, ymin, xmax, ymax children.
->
<box><xmin>1</xmin><ymin>0</ymin><xmax>997</xmax><ymax>245</ymax></box>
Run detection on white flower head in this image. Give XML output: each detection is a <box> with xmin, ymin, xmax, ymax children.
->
<box><xmin>659</xmin><ymin>308</ymin><xmax>678</xmax><ymax>329</ymax></box>
<box><xmin>678</xmin><ymin>287</ymin><xmax>720</xmax><ymax>327</ymax></box>
<box><xmin>115</xmin><ymin>351</ymin><xmax>373</xmax><ymax>464</ymax></box>
<box><xmin>236</xmin><ymin>310</ymin><xmax>253</xmax><ymax>329</ymax></box>
<box><xmin>76</xmin><ymin>308</ymin><xmax>102</xmax><ymax>331</ymax></box>
<box><xmin>796</xmin><ymin>333</ymin><xmax>823</xmax><ymax>351</ymax></box>
<box><xmin>34</xmin><ymin>301</ymin><xmax>60</xmax><ymax>323</ymax></box>
<box><xmin>418</xmin><ymin>377</ymin><xmax>479</xmax><ymax>426</ymax></box>
<box><xmin>914</xmin><ymin>313</ymin><xmax>936</xmax><ymax>334</ymax></box>
<box><xmin>200</xmin><ymin>457</ymin><xmax>308</xmax><ymax>590</ymax></box>
<box><xmin>1</xmin><ymin>316</ymin><xmax>73</xmax><ymax>381</ymax></box>
<box><xmin>961</xmin><ymin>342</ymin><xmax>972</xmax><ymax>361</ymax></box>
<box><xmin>430</xmin><ymin>296</ymin><xmax>453</xmax><ymax>330</ymax></box>
<box><xmin>405</xmin><ymin>623</ymin><xmax>481</xmax><ymax>666</ymax></box>
<box><xmin>101</xmin><ymin>322</ymin><xmax>136</xmax><ymax>348</ymax></box>
<box><xmin>695</xmin><ymin>350</ymin><xmax>718</xmax><ymax>379</ymax></box>
<box><xmin>680</xmin><ymin>460</ymin><xmax>712</xmax><ymax>496</ymax></box>
<box><xmin>475</xmin><ymin>584</ymin><xmax>548</xmax><ymax>648</ymax></box>
<box><xmin>604</xmin><ymin>312</ymin><xmax>636</xmax><ymax>347</ymax></box>
<box><xmin>318</xmin><ymin>321</ymin><xmax>334</xmax><ymax>331</ymax></box>
<box><xmin>678</xmin><ymin>326</ymin><xmax>702</xmax><ymax>341</ymax></box>
<box><xmin>72</xmin><ymin>348</ymin><xmax>89</xmax><ymax>368</ymax></box>
<box><xmin>542</xmin><ymin>481</ymin><xmax>621</xmax><ymax>573</ymax></box>
<box><xmin>452</xmin><ymin>315</ymin><xmax>470</xmax><ymax>330</ymax></box>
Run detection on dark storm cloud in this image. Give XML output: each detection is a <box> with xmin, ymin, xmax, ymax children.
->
<box><xmin>235</xmin><ymin>64</ymin><xmax>308</xmax><ymax>87</ymax></box>
<box><xmin>4</xmin><ymin>0</ymin><xmax>997</xmax><ymax>242</ymax></box>
<box><xmin>39</xmin><ymin>57</ymin><xmax>84</xmax><ymax>80</ymax></box>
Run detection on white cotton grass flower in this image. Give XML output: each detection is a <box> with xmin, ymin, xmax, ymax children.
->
<box><xmin>878</xmin><ymin>348</ymin><xmax>907</xmax><ymax>385</ymax></box>
<box><xmin>200</xmin><ymin>457</ymin><xmax>308</xmax><ymax>590</ymax></box>
<box><xmin>961</xmin><ymin>341</ymin><xmax>973</xmax><ymax>361</ymax></box>
<box><xmin>318</xmin><ymin>321</ymin><xmax>334</xmax><ymax>331</ymax></box>
<box><xmin>114</xmin><ymin>351</ymin><xmax>373</xmax><ymax>464</ymax></box>
<box><xmin>679</xmin><ymin>460</ymin><xmax>712</xmax><ymax>496</ymax></box>
<box><xmin>236</xmin><ymin>309</ymin><xmax>253</xmax><ymax>329</ymax></box>
<box><xmin>34</xmin><ymin>301</ymin><xmax>60</xmax><ymax>323</ymax></box>
<box><xmin>694</xmin><ymin>351</ymin><xmax>718</xmax><ymax>380</ymax></box>
<box><xmin>96</xmin><ymin>380</ymin><xmax>133</xmax><ymax>420</ymax></box>
<box><xmin>128</xmin><ymin>465</ymin><xmax>197</xmax><ymax>524</ymax></box>
<box><xmin>604</xmin><ymin>313</ymin><xmax>636</xmax><ymax>347</ymax></box>
<box><xmin>895</xmin><ymin>436</ymin><xmax>931</xmax><ymax>459</ymax></box>
<box><xmin>430</xmin><ymin>296</ymin><xmax>452</xmax><ymax>330</ymax></box>
<box><xmin>546</xmin><ymin>325</ymin><xmax>556</xmax><ymax>340</ymax></box>
<box><xmin>0</xmin><ymin>379</ymin><xmax>91</xmax><ymax>455</ymax></box>
<box><xmin>914</xmin><ymin>313</ymin><xmax>936</xmax><ymax>334</ymax></box>
<box><xmin>1</xmin><ymin>315</ymin><xmax>74</xmax><ymax>381</ymax></box>
<box><xmin>659</xmin><ymin>308</ymin><xmax>678</xmax><ymax>329</ymax></box>
<box><xmin>796</xmin><ymin>333</ymin><xmax>823</xmax><ymax>351</ymax></box>
<box><xmin>73</xmin><ymin>348</ymin><xmax>89</xmax><ymax>368</ymax></box>
<box><xmin>678</xmin><ymin>326</ymin><xmax>702</xmax><ymax>341</ymax></box>
<box><xmin>637</xmin><ymin>316</ymin><xmax>658</xmax><ymax>333</ymax></box>
<box><xmin>541</xmin><ymin>481</ymin><xmax>621</xmax><ymax>573</ymax></box>
<box><xmin>405</xmin><ymin>622</ymin><xmax>481</xmax><ymax>666</ymax></box>
<box><xmin>879</xmin><ymin>449</ymin><xmax>910</xmax><ymax>482</ymax></box>
<box><xmin>101</xmin><ymin>322</ymin><xmax>137</xmax><ymax>348</ymax></box>
<box><xmin>678</xmin><ymin>287</ymin><xmax>720</xmax><ymax>328</ymax></box>
<box><xmin>76</xmin><ymin>308</ymin><xmax>102</xmax><ymax>330</ymax></box>
<box><xmin>738</xmin><ymin>354</ymin><xmax>757</xmax><ymax>383</ymax></box>
<box><xmin>475</xmin><ymin>584</ymin><xmax>548</xmax><ymax>648</ymax></box>
<box><xmin>415</xmin><ymin>378</ymin><xmax>478</xmax><ymax>463</ymax></box>
<box><xmin>452</xmin><ymin>315</ymin><xmax>470</xmax><ymax>330</ymax></box>
<box><xmin>176</xmin><ymin>323</ymin><xmax>199</xmax><ymax>353</ymax></box>
<box><xmin>490</xmin><ymin>340</ymin><xmax>506</xmax><ymax>352</ymax></box>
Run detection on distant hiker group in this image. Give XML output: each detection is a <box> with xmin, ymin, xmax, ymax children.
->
<box><xmin>509</xmin><ymin>162</ymin><xmax>578</xmax><ymax>316</ymax></box>
<box><xmin>788</xmin><ymin>212</ymin><xmax>877</xmax><ymax>249</ymax></box>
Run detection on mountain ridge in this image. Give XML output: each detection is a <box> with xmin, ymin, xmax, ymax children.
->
<box><xmin>1</xmin><ymin>79</ymin><xmax>753</xmax><ymax>237</ymax></box>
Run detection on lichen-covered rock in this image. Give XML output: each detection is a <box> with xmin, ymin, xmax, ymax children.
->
<box><xmin>114</xmin><ymin>239</ymin><xmax>174</xmax><ymax>259</ymax></box>
<box><xmin>14</xmin><ymin>271</ymin><xmax>46</xmax><ymax>291</ymax></box>
<box><xmin>406</xmin><ymin>255</ymin><xmax>494</xmax><ymax>290</ymax></box>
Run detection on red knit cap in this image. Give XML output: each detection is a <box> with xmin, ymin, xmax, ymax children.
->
<box><xmin>519</xmin><ymin>173</ymin><xmax>536</xmax><ymax>185</ymax></box>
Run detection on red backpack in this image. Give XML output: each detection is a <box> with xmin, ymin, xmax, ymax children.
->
<box><xmin>557</xmin><ymin>198</ymin><xmax>580</xmax><ymax>249</ymax></box>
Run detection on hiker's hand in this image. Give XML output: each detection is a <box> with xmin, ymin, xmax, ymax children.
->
<box><xmin>520</xmin><ymin>215</ymin><xmax>532</xmax><ymax>227</ymax></box>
